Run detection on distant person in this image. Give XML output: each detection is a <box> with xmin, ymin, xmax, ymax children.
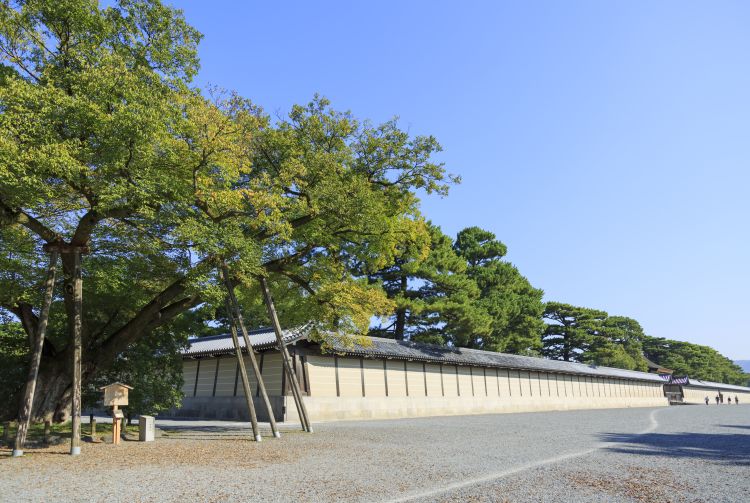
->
<box><xmin>716</xmin><ymin>395</ymin><xmax>720</xmax><ymax>405</ymax></box>
<box><xmin>727</xmin><ymin>396</ymin><xmax>732</xmax><ymax>404</ymax></box>
<box><xmin>705</xmin><ymin>396</ymin><xmax>709</xmax><ymax>405</ymax></box>
<box><xmin>735</xmin><ymin>395</ymin><xmax>739</xmax><ymax>405</ymax></box>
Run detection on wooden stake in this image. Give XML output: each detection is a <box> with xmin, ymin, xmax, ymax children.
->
<box><xmin>224</xmin><ymin>297</ymin><xmax>262</xmax><ymax>441</ymax></box>
<box><xmin>220</xmin><ymin>265</ymin><xmax>281</xmax><ymax>438</ymax></box>
<box><xmin>43</xmin><ymin>420</ymin><xmax>50</xmax><ymax>446</ymax></box>
<box><xmin>70</xmin><ymin>250</ymin><xmax>82</xmax><ymax>456</ymax></box>
<box><xmin>112</xmin><ymin>406</ymin><xmax>120</xmax><ymax>445</ymax></box>
<box><xmin>259</xmin><ymin>277</ymin><xmax>313</xmax><ymax>432</ymax></box>
<box><xmin>13</xmin><ymin>251</ymin><xmax>59</xmax><ymax>457</ymax></box>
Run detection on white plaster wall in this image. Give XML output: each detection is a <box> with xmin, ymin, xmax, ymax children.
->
<box><xmin>287</xmin><ymin>392</ymin><xmax>668</xmax><ymax>423</ymax></box>
<box><xmin>292</xmin><ymin>357</ymin><xmax>671</xmax><ymax>422</ymax></box>
<box><xmin>682</xmin><ymin>386</ymin><xmax>750</xmax><ymax>404</ymax></box>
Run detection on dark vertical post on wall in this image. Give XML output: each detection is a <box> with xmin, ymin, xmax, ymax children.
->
<box><xmin>259</xmin><ymin>276</ymin><xmax>313</xmax><ymax>433</ymax></box>
<box><xmin>220</xmin><ymin>265</ymin><xmax>280</xmax><ymax>439</ymax></box>
<box><xmin>13</xmin><ymin>251</ymin><xmax>58</xmax><ymax>458</ymax></box>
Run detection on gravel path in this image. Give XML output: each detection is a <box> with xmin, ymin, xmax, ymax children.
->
<box><xmin>1</xmin><ymin>405</ymin><xmax>748</xmax><ymax>502</ymax></box>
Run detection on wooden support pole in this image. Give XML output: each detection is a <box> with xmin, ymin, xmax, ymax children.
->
<box><xmin>13</xmin><ymin>251</ymin><xmax>59</xmax><ymax>457</ymax></box>
<box><xmin>112</xmin><ymin>406</ymin><xmax>120</xmax><ymax>445</ymax></box>
<box><xmin>259</xmin><ymin>277</ymin><xmax>313</xmax><ymax>433</ymax></box>
<box><xmin>43</xmin><ymin>420</ymin><xmax>50</xmax><ymax>446</ymax></box>
<box><xmin>70</xmin><ymin>249</ymin><xmax>83</xmax><ymax>456</ymax></box>
<box><xmin>90</xmin><ymin>418</ymin><xmax>96</xmax><ymax>439</ymax></box>
<box><xmin>220</xmin><ymin>266</ymin><xmax>280</xmax><ymax>438</ymax></box>
<box><xmin>224</xmin><ymin>297</ymin><xmax>262</xmax><ymax>441</ymax></box>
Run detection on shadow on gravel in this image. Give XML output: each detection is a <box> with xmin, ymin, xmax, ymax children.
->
<box><xmin>599</xmin><ymin>431</ymin><xmax>750</xmax><ymax>466</ymax></box>
<box><xmin>717</xmin><ymin>424</ymin><xmax>750</xmax><ymax>431</ymax></box>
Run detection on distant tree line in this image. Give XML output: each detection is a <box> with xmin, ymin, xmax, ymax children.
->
<box><xmin>366</xmin><ymin>226</ymin><xmax>747</xmax><ymax>386</ymax></box>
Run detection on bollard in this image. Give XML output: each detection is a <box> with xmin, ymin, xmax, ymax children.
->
<box><xmin>138</xmin><ymin>415</ymin><xmax>155</xmax><ymax>442</ymax></box>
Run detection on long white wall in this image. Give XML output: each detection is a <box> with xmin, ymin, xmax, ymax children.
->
<box><xmin>294</xmin><ymin>355</ymin><xmax>667</xmax><ymax>422</ymax></box>
<box><xmin>682</xmin><ymin>385</ymin><xmax>750</xmax><ymax>405</ymax></box>
<box><xmin>178</xmin><ymin>352</ymin><xmax>750</xmax><ymax>421</ymax></box>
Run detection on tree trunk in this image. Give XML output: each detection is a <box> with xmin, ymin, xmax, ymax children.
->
<box><xmin>27</xmin><ymin>355</ymin><xmax>76</xmax><ymax>423</ymax></box>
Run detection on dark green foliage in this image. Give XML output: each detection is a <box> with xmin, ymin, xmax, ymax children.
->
<box><xmin>0</xmin><ymin>320</ymin><xmax>27</xmax><ymax>420</ymax></box>
<box><xmin>369</xmin><ymin>223</ymin><xmax>489</xmax><ymax>344</ymax></box>
<box><xmin>85</xmin><ymin>324</ymin><xmax>189</xmax><ymax>417</ymax></box>
<box><xmin>642</xmin><ymin>336</ymin><xmax>746</xmax><ymax>385</ymax></box>
<box><xmin>542</xmin><ymin>302</ymin><xmax>607</xmax><ymax>362</ymax></box>
<box><xmin>369</xmin><ymin>225</ymin><xmax>544</xmax><ymax>355</ymax></box>
<box><xmin>453</xmin><ymin>227</ymin><xmax>545</xmax><ymax>354</ymax></box>
<box><xmin>585</xmin><ymin>316</ymin><xmax>647</xmax><ymax>371</ymax></box>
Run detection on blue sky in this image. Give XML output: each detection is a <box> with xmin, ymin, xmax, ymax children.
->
<box><xmin>175</xmin><ymin>1</ymin><xmax>750</xmax><ymax>359</ymax></box>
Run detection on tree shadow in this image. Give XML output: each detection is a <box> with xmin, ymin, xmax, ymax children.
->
<box><xmin>599</xmin><ymin>429</ymin><xmax>750</xmax><ymax>466</ymax></box>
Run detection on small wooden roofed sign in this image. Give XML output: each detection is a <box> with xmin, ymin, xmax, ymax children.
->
<box><xmin>100</xmin><ymin>382</ymin><xmax>133</xmax><ymax>407</ymax></box>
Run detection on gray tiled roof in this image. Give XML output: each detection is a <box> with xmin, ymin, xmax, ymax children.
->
<box><xmin>325</xmin><ymin>335</ymin><xmax>666</xmax><ymax>383</ymax></box>
<box><xmin>182</xmin><ymin>324</ymin><xmax>312</xmax><ymax>357</ymax></box>
<box><xmin>181</xmin><ymin>329</ymin><xmax>750</xmax><ymax>391</ymax></box>
<box><xmin>683</xmin><ymin>377</ymin><xmax>750</xmax><ymax>392</ymax></box>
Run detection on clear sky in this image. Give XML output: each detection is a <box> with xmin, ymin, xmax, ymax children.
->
<box><xmin>174</xmin><ymin>0</ymin><xmax>750</xmax><ymax>359</ymax></box>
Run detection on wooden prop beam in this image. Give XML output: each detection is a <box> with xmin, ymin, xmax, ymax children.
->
<box><xmin>12</xmin><ymin>251</ymin><xmax>59</xmax><ymax>457</ymax></box>
<box><xmin>221</xmin><ymin>266</ymin><xmax>281</xmax><ymax>438</ymax></box>
<box><xmin>259</xmin><ymin>277</ymin><xmax>313</xmax><ymax>433</ymax></box>
<box><xmin>224</xmin><ymin>297</ymin><xmax>262</xmax><ymax>441</ymax></box>
<box><xmin>70</xmin><ymin>250</ymin><xmax>83</xmax><ymax>456</ymax></box>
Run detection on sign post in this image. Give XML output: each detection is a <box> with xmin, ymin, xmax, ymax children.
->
<box><xmin>100</xmin><ymin>383</ymin><xmax>132</xmax><ymax>445</ymax></box>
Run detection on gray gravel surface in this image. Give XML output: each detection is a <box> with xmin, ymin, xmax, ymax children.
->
<box><xmin>1</xmin><ymin>404</ymin><xmax>748</xmax><ymax>502</ymax></box>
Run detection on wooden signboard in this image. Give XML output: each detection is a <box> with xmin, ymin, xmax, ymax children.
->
<box><xmin>100</xmin><ymin>383</ymin><xmax>132</xmax><ymax>407</ymax></box>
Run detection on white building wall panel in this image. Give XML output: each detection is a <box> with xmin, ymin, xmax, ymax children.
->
<box><xmin>182</xmin><ymin>360</ymin><xmax>198</xmax><ymax>396</ymax></box>
<box><xmin>363</xmin><ymin>359</ymin><xmax>386</xmax><ymax>397</ymax></box>
<box><xmin>194</xmin><ymin>359</ymin><xmax>216</xmax><ymax>397</ymax></box>
<box><xmin>306</xmin><ymin>355</ymin><xmax>337</xmax><ymax>397</ymax></box>
<box><xmin>214</xmin><ymin>357</ymin><xmax>237</xmax><ymax>397</ymax></box>
<box><xmin>443</xmin><ymin>365</ymin><xmax>459</xmax><ymax>397</ymax></box>
<box><xmin>385</xmin><ymin>360</ymin><xmax>407</xmax><ymax>397</ymax></box>
<box><xmin>338</xmin><ymin>357</ymin><xmax>363</xmax><ymax>397</ymax></box>
<box><xmin>406</xmin><ymin>362</ymin><xmax>425</xmax><ymax>397</ymax></box>
<box><xmin>457</xmin><ymin>366</ymin><xmax>473</xmax><ymax>397</ymax></box>
<box><xmin>425</xmin><ymin>364</ymin><xmax>443</xmax><ymax>397</ymax></box>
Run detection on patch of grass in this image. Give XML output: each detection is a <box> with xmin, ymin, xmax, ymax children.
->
<box><xmin>2</xmin><ymin>420</ymin><xmax>139</xmax><ymax>444</ymax></box>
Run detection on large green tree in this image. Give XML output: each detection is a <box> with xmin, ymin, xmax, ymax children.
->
<box><xmin>368</xmin><ymin>225</ymin><xmax>544</xmax><ymax>354</ymax></box>
<box><xmin>0</xmin><ymin>0</ymin><xmax>453</xmax><ymax>421</ymax></box>
<box><xmin>454</xmin><ymin>227</ymin><xmax>545</xmax><ymax>354</ymax></box>
<box><xmin>584</xmin><ymin>316</ymin><xmax>647</xmax><ymax>371</ymax></box>
<box><xmin>542</xmin><ymin>302</ymin><xmax>607</xmax><ymax>362</ymax></box>
<box><xmin>368</xmin><ymin>223</ymin><xmax>490</xmax><ymax>344</ymax></box>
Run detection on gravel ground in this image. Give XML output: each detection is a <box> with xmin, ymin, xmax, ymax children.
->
<box><xmin>1</xmin><ymin>405</ymin><xmax>748</xmax><ymax>502</ymax></box>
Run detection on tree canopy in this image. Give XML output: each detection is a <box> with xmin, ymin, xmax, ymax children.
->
<box><xmin>368</xmin><ymin>225</ymin><xmax>544</xmax><ymax>354</ymax></box>
<box><xmin>542</xmin><ymin>302</ymin><xmax>607</xmax><ymax>362</ymax></box>
<box><xmin>0</xmin><ymin>0</ymin><xmax>454</xmax><ymax>420</ymax></box>
<box><xmin>642</xmin><ymin>336</ymin><xmax>746</xmax><ymax>385</ymax></box>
